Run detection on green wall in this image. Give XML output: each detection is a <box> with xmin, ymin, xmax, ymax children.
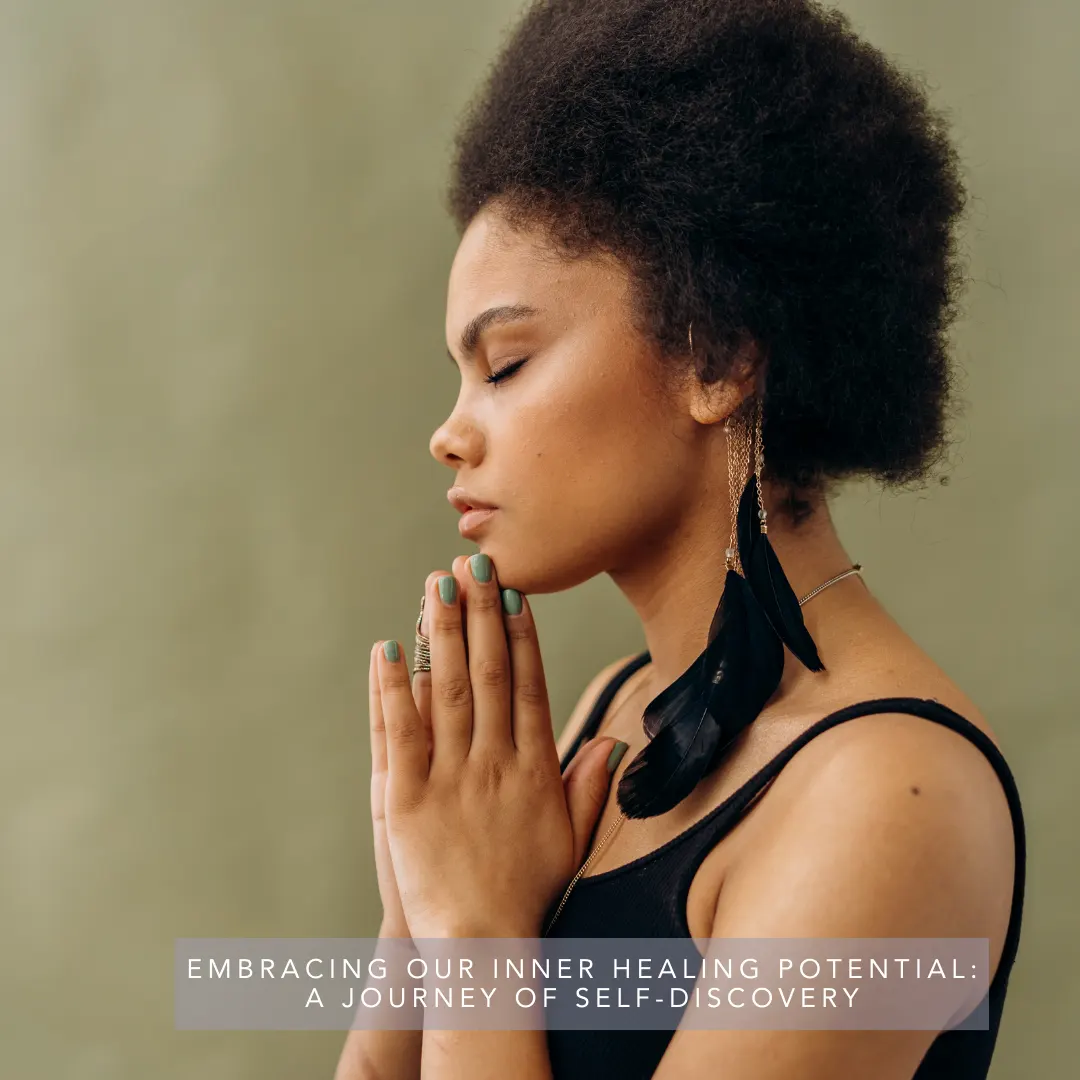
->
<box><xmin>0</xmin><ymin>2</ymin><xmax>1073</xmax><ymax>1076</ymax></box>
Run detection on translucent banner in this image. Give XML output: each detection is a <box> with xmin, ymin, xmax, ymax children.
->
<box><xmin>174</xmin><ymin>936</ymin><xmax>990</xmax><ymax>1031</ymax></box>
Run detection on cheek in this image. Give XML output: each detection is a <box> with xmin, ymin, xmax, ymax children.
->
<box><xmin>508</xmin><ymin>375</ymin><xmax>660</xmax><ymax>498</ymax></box>
<box><xmin>483</xmin><ymin>378</ymin><xmax>693</xmax><ymax>589</ymax></box>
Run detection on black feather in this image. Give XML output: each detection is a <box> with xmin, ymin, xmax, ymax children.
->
<box><xmin>617</xmin><ymin>569</ymin><xmax>783</xmax><ymax>819</ymax></box>
<box><xmin>701</xmin><ymin>570</ymin><xmax>786</xmax><ymax>758</ymax></box>
<box><xmin>735</xmin><ymin>474</ymin><xmax>825</xmax><ymax>673</ymax></box>
<box><xmin>641</xmin><ymin>641</ymin><xmax>711</xmax><ymax>741</ymax></box>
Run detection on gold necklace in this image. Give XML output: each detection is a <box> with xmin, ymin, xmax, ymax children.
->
<box><xmin>541</xmin><ymin>562</ymin><xmax>863</xmax><ymax>936</ymax></box>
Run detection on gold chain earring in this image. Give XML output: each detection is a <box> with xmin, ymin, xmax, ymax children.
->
<box><xmin>724</xmin><ymin>404</ymin><xmax>752</xmax><ymax>574</ymax></box>
<box><xmin>752</xmin><ymin>397</ymin><xmax>767</xmax><ymax>534</ymax></box>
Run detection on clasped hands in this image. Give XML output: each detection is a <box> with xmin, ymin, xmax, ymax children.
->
<box><xmin>369</xmin><ymin>553</ymin><xmax>625</xmax><ymax>940</ymax></box>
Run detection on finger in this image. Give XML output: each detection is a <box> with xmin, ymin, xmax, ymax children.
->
<box><xmin>455</xmin><ymin>553</ymin><xmax>513</xmax><ymax>755</ymax></box>
<box><xmin>427</xmin><ymin>571</ymin><xmax>473</xmax><ymax>765</ymax></box>
<box><xmin>501</xmin><ymin>590</ymin><xmax>554</xmax><ymax>758</ymax></box>
<box><xmin>412</xmin><ymin>575</ymin><xmax>442</xmax><ymax>757</ymax></box>
<box><xmin>369</xmin><ymin>642</ymin><xmax>391</xmax><ymax>831</ymax></box>
<box><xmin>376</xmin><ymin>639</ymin><xmax>430</xmax><ymax>787</ymax></box>
<box><xmin>369</xmin><ymin>641</ymin><xmax>388</xmax><ymax>781</ymax></box>
<box><xmin>369</xmin><ymin>643</ymin><xmax>405</xmax><ymax>926</ymax></box>
<box><xmin>561</xmin><ymin>735</ymin><xmax>599</xmax><ymax>784</ymax></box>
<box><xmin>411</xmin><ymin>665</ymin><xmax>433</xmax><ymax>758</ymax></box>
<box><xmin>564</xmin><ymin>738</ymin><xmax>627</xmax><ymax>868</ymax></box>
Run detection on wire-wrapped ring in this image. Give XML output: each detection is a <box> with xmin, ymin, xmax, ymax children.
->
<box><xmin>413</xmin><ymin>594</ymin><xmax>431</xmax><ymax>673</ymax></box>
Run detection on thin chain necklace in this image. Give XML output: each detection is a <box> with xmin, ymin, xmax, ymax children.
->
<box><xmin>541</xmin><ymin>562</ymin><xmax>863</xmax><ymax>937</ymax></box>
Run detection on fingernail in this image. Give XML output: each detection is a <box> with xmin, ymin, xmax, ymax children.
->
<box><xmin>606</xmin><ymin>740</ymin><xmax>629</xmax><ymax>774</ymax></box>
<box><xmin>469</xmin><ymin>553</ymin><xmax>492</xmax><ymax>583</ymax></box>
<box><xmin>501</xmin><ymin>587</ymin><xmax>522</xmax><ymax>615</ymax></box>
<box><xmin>382</xmin><ymin>640</ymin><xmax>399</xmax><ymax>663</ymax></box>
<box><xmin>438</xmin><ymin>575</ymin><xmax>457</xmax><ymax>605</ymax></box>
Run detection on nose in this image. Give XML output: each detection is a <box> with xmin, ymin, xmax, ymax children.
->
<box><xmin>429</xmin><ymin>405</ymin><xmax>484</xmax><ymax>469</ymax></box>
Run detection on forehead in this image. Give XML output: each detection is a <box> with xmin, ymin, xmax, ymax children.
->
<box><xmin>445</xmin><ymin>207</ymin><xmax>629</xmax><ymax>341</ymax></box>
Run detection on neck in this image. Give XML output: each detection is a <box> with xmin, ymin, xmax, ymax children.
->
<box><xmin>608</xmin><ymin>486</ymin><xmax>873</xmax><ymax>702</ymax></box>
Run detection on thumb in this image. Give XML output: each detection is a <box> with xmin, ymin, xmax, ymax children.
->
<box><xmin>563</xmin><ymin>738</ymin><xmax>630</xmax><ymax>868</ymax></box>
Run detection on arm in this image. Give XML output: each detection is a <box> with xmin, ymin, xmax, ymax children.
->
<box><xmin>334</xmin><ymin>649</ymin><xmax>633</xmax><ymax>1080</ymax></box>
<box><xmin>413</xmin><ymin>657</ymin><xmax>638</xmax><ymax>1080</ymax></box>
<box><xmin>334</xmin><ymin>644</ymin><xmax>426</xmax><ymax>1080</ymax></box>
<box><xmin>421</xmin><ymin>983</ymin><xmax>554</xmax><ymax>1080</ymax></box>
<box><xmin>416</xmin><ymin>923</ymin><xmax>556</xmax><ymax>1080</ymax></box>
<box><xmin>332</xmin><ymin>936</ymin><xmax>424</xmax><ymax>1080</ymax></box>
<box><xmin>421</xmin><ymin>1031</ymin><xmax>552</xmax><ymax>1080</ymax></box>
<box><xmin>649</xmin><ymin>713</ymin><xmax>1016</xmax><ymax>1080</ymax></box>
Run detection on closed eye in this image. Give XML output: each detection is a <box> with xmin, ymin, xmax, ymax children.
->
<box><xmin>484</xmin><ymin>356</ymin><xmax>529</xmax><ymax>385</ymax></box>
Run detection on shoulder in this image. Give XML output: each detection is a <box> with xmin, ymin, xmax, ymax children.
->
<box><xmin>555</xmin><ymin>652</ymin><xmax>644</xmax><ymax>761</ymax></box>
<box><xmin>716</xmin><ymin>709</ymin><xmax>1017</xmax><ymax>974</ymax></box>
<box><xmin>786</xmin><ymin>705</ymin><xmax>1013</xmax><ymax>820</ymax></box>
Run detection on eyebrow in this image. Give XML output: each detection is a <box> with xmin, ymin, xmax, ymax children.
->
<box><xmin>447</xmin><ymin>304</ymin><xmax>541</xmax><ymax>365</ymax></box>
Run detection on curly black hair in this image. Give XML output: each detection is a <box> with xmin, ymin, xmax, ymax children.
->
<box><xmin>446</xmin><ymin>0</ymin><xmax>970</xmax><ymax>520</ymax></box>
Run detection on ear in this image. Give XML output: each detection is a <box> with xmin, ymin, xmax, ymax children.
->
<box><xmin>688</xmin><ymin>378</ymin><xmax>744</xmax><ymax>425</ymax></box>
<box><xmin>685</xmin><ymin>334</ymin><xmax>762</xmax><ymax>425</ymax></box>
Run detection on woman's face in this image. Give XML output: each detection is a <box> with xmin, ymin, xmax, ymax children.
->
<box><xmin>431</xmin><ymin>205</ymin><xmax>719</xmax><ymax>595</ymax></box>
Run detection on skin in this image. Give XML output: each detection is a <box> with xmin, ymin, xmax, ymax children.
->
<box><xmin>335</xmin><ymin>204</ymin><xmax>1017</xmax><ymax>1080</ymax></box>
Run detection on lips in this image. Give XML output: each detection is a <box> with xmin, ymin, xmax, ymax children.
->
<box><xmin>447</xmin><ymin>488</ymin><xmax>497</xmax><ymax>515</ymax></box>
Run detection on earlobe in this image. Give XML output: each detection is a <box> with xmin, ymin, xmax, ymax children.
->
<box><xmin>688</xmin><ymin>378</ymin><xmax>745</xmax><ymax>425</ymax></box>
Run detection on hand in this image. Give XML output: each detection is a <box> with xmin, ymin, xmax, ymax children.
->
<box><xmin>370</xmin><ymin>571</ymin><xmax>451</xmax><ymax>938</ymax></box>
<box><xmin>373</xmin><ymin>553</ymin><xmax>622</xmax><ymax>939</ymax></box>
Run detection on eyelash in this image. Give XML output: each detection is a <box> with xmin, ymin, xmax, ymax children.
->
<box><xmin>484</xmin><ymin>357</ymin><xmax>529</xmax><ymax>385</ymax></box>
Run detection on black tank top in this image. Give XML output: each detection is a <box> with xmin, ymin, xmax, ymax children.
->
<box><xmin>546</xmin><ymin>651</ymin><xmax>1026</xmax><ymax>1080</ymax></box>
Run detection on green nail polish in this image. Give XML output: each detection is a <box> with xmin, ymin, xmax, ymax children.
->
<box><xmin>469</xmin><ymin>553</ymin><xmax>492</xmax><ymax>583</ymax></box>
<box><xmin>382</xmin><ymin>640</ymin><xmax>399</xmax><ymax>663</ymax></box>
<box><xmin>501</xmin><ymin>588</ymin><xmax>522</xmax><ymax>616</ymax></box>
<box><xmin>606</xmin><ymin>740</ymin><xmax>629</xmax><ymax>773</ymax></box>
<box><xmin>438</xmin><ymin>575</ymin><xmax>457</xmax><ymax>605</ymax></box>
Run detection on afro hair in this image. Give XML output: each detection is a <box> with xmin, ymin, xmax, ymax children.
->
<box><xmin>447</xmin><ymin>0</ymin><xmax>970</xmax><ymax>515</ymax></box>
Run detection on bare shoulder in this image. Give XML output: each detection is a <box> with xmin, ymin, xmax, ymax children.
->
<box><xmin>555</xmin><ymin>652</ymin><xmax>643</xmax><ymax>761</ymax></box>
<box><xmin>718</xmin><ymin>700</ymin><xmax>1018</xmax><ymax>977</ymax></box>
<box><xmin>785</xmin><ymin>691</ymin><xmax>1011</xmax><ymax>803</ymax></box>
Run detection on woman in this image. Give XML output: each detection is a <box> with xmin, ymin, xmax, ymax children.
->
<box><xmin>336</xmin><ymin>1</ymin><xmax>1024</xmax><ymax>1077</ymax></box>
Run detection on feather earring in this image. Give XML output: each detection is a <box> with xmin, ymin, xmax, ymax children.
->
<box><xmin>615</xmin><ymin>398</ymin><xmax>791</xmax><ymax>820</ymax></box>
<box><xmin>616</xmin><ymin>566</ymin><xmax>782</xmax><ymax>818</ymax></box>
<box><xmin>736</xmin><ymin>475</ymin><xmax>823</xmax><ymax>671</ymax></box>
<box><xmin>734</xmin><ymin>410</ymin><xmax>825</xmax><ymax>672</ymax></box>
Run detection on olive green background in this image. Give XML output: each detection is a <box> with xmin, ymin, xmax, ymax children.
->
<box><xmin>0</xmin><ymin>1</ymin><xmax>1074</xmax><ymax>1077</ymax></box>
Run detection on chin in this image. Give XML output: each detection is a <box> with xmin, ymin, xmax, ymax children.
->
<box><xmin>474</xmin><ymin>537</ymin><xmax>603</xmax><ymax>596</ymax></box>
